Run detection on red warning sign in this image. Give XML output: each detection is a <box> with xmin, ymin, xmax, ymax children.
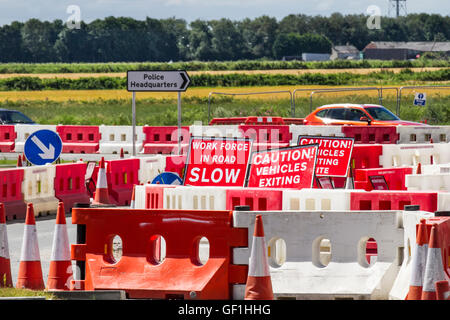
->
<box><xmin>298</xmin><ymin>136</ymin><xmax>354</xmax><ymax>177</ymax></box>
<box><xmin>246</xmin><ymin>145</ymin><xmax>318</xmax><ymax>189</ymax></box>
<box><xmin>183</xmin><ymin>137</ymin><xmax>252</xmax><ymax>187</ymax></box>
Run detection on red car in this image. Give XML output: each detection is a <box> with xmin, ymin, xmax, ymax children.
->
<box><xmin>303</xmin><ymin>104</ymin><xmax>426</xmax><ymax>126</ymax></box>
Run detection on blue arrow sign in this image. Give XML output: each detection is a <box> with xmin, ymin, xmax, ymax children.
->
<box><xmin>151</xmin><ymin>172</ymin><xmax>182</xmax><ymax>185</ymax></box>
<box><xmin>24</xmin><ymin>129</ymin><xmax>62</xmax><ymax>165</ymax></box>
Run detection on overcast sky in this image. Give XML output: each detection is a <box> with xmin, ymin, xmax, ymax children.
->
<box><xmin>0</xmin><ymin>0</ymin><xmax>448</xmax><ymax>26</ymax></box>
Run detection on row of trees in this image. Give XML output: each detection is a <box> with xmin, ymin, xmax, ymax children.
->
<box><xmin>0</xmin><ymin>13</ymin><xmax>449</xmax><ymax>63</ymax></box>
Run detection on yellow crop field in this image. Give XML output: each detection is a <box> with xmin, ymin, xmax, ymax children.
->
<box><xmin>0</xmin><ymin>85</ymin><xmax>431</xmax><ymax>102</ymax></box>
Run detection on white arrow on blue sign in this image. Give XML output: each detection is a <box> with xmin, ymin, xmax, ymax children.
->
<box><xmin>24</xmin><ymin>129</ymin><xmax>62</xmax><ymax>165</ymax></box>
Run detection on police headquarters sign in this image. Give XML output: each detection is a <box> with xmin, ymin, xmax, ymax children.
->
<box><xmin>183</xmin><ymin>137</ymin><xmax>253</xmax><ymax>187</ymax></box>
<box><xmin>298</xmin><ymin>136</ymin><xmax>354</xmax><ymax>177</ymax></box>
<box><xmin>127</xmin><ymin>70</ymin><xmax>190</xmax><ymax>92</ymax></box>
<box><xmin>246</xmin><ymin>145</ymin><xmax>318</xmax><ymax>189</ymax></box>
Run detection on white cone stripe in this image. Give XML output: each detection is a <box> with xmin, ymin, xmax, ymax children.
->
<box><xmin>422</xmin><ymin>247</ymin><xmax>446</xmax><ymax>292</ymax></box>
<box><xmin>50</xmin><ymin>224</ymin><xmax>71</xmax><ymax>261</ymax></box>
<box><xmin>20</xmin><ymin>225</ymin><xmax>41</xmax><ymax>261</ymax></box>
<box><xmin>444</xmin><ymin>290</ymin><xmax>450</xmax><ymax>300</ymax></box>
<box><xmin>0</xmin><ymin>224</ymin><xmax>10</xmax><ymax>259</ymax></box>
<box><xmin>410</xmin><ymin>244</ymin><xmax>428</xmax><ymax>286</ymax></box>
<box><xmin>130</xmin><ymin>200</ymin><xmax>135</xmax><ymax>209</ymax></box>
<box><xmin>248</xmin><ymin>236</ymin><xmax>270</xmax><ymax>277</ymax></box>
<box><xmin>96</xmin><ymin>168</ymin><xmax>108</xmax><ymax>189</ymax></box>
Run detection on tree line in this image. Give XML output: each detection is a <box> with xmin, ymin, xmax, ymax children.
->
<box><xmin>0</xmin><ymin>13</ymin><xmax>448</xmax><ymax>63</ymax></box>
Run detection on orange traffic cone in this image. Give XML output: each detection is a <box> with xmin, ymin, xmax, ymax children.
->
<box><xmin>130</xmin><ymin>185</ymin><xmax>136</xmax><ymax>209</ymax></box>
<box><xmin>16</xmin><ymin>155</ymin><xmax>22</xmax><ymax>167</ymax></box>
<box><xmin>92</xmin><ymin>157</ymin><xmax>110</xmax><ymax>205</ymax></box>
<box><xmin>47</xmin><ymin>202</ymin><xmax>73</xmax><ymax>291</ymax></box>
<box><xmin>406</xmin><ymin>219</ymin><xmax>428</xmax><ymax>300</ymax></box>
<box><xmin>435</xmin><ymin>280</ymin><xmax>450</xmax><ymax>300</ymax></box>
<box><xmin>416</xmin><ymin>162</ymin><xmax>422</xmax><ymax>174</ymax></box>
<box><xmin>244</xmin><ymin>214</ymin><xmax>273</xmax><ymax>300</ymax></box>
<box><xmin>421</xmin><ymin>224</ymin><xmax>446</xmax><ymax>300</ymax></box>
<box><xmin>16</xmin><ymin>203</ymin><xmax>44</xmax><ymax>290</ymax></box>
<box><xmin>0</xmin><ymin>203</ymin><xmax>13</xmax><ymax>287</ymax></box>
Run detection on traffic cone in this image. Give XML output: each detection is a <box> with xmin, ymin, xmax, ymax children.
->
<box><xmin>406</xmin><ymin>219</ymin><xmax>428</xmax><ymax>300</ymax></box>
<box><xmin>130</xmin><ymin>185</ymin><xmax>136</xmax><ymax>209</ymax></box>
<box><xmin>92</xmin><ymin>157</ymin><xmax>110</xmax><ymax>205</ymax></box>
<box><xmin>16</xmin><ymin>155</ymin><xmax>22</xmax><ymax>167</ymax></box>
<box><xmin>120</xmin><ymin>148</ymin><xmax>124</xmax><ymax>159</ymax></box>
<box><xmin>0</xmin><ymin>203</ymin><xmax>13</xmax><ymax>287</ymax></box>
<box><xmin>435</xmin><ymin>280</ymin><xmax>450</xmax><ymax>300</ymax></box>
<box><xmin>46</xmin><ymin>202</ymin><xmax>73</xmax><ymax>291</ymax></box>
<box><xmin>345</xmin><ymin>167</ymin><xmax>353</xmax><ymax>189</ymax></box>
<box><xmin>244</xmin><ymin>214</ymin><xmax>273</xmax><ymax>300</ymax></box>
<box><xmin>416</xmin><ymin>162</ymin><xmax>422</xmax><ymax>175</ymax></box>
<box><xmin>16</xmin><ymin>203</ymin><xmax>44</xmax><ymax>290</ymax></box>
<box><xmin>421</xmin><ymin>224</ymin><xmax>446</xmax><ymax>300</ymax></box>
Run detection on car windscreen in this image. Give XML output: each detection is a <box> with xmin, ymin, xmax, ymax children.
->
<box><xmin>364</xmin><ymin>107</ymin><xmax>399</xmax><ymax>121</ymax></box>
<box><xmin>0</xmin><ymin>111</ymin><xmax>34</xmax><ymax>124</ymax></box>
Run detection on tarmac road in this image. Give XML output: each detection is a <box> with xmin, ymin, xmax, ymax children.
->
<box><xmin>5</xmin><ymin>213</ymin><xmax>78</xmax><ymax>288</ymax></box>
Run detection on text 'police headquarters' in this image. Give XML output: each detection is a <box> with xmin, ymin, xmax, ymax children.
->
<box><xmin>129</xmin><ymin>73</ymin><xmax>179</xmax><ymax>89</ymax></box>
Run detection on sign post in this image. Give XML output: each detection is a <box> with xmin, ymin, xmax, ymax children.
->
<box><xmin>127</xmin><ymin>70</ymin><xmax>191</xmax><ymax>156</ymax></box>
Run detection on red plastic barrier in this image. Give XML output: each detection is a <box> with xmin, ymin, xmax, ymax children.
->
<box><xmin>0</xmin><ymin>125</ymin><xmax>16</xmax><ymax>152</ymax></box>
<box><xmin>142</xmin><ymin>126</ymin><xmax>190</xmax><ymax>154</ymax></box>
<box><xmin>106</xmin><ymin>159</ymin><xmax>140</xmax><ymax>206</ymax></box>
<box><xmin>342</xmin><ymin>126</ymin><xmax>399</xmax><ymax>144</ymax></box>
<box><xmin>54</xmin><ymin>162</ymin><xmax>90</xmax><ymax>213</ymax></box>
<box><xmin>226</xmin><ymin>188</ymin><xmax>283</xmax><ymax>211</ymax></box>
<box><xmin>56</xmin><ymin>125</ymin><xmax>100</xmax><ymax>154</ymax></box>
<box><xmin>165</xmin><ymin>155</ymin><xmax>186</xmax><ymax>178</ymax></box>
<box><xmin>351</xmin><ymin>145</ymin><xmax>383</xmax><ymax>170</ymax></box>
<box><xmin>354</xmin><ymin>167</ymin><xmax>413</xmax><ymax>191</ymax></box>
<box><xmin>0</xmin><ymin>168</ymin><xmax>27</xmax><ymax>220</ymax></box>
<box><xmin>238</xmin><ymin>125</ymin><xmax>291</xmax><ymax>151</ymax></box>
<box><xmin>244</xmin><ymin>116</ymin><xmax>285</xmax><ymax>125</ymax></box>
<box><xmin>70</xmin><ymin>208</ymin><xmax>248</xmax><ymax>299</ymax></box>
<box><xmin>209</xmin><ymin>117</ymin><xmax>248</xmax><ymax>125</ymax></box>
<box><xmin>350</xmin><ymin>191</ymin><xmax>438</xmax><ymax>213</ymax></box>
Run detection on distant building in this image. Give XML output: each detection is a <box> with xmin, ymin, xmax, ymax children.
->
<box><xmin>301</xmin><ymin>53</ymin><xmax>331</xmax><ymax>62</ymax></box>
<box><xmin>330</xmin><ymin>45</ymin><xmax>361</xmax><ymax>60</ymax></box>
<box><xmin>363</xmin><ymin>41</ymin><xmax>450</xmax><ymax>60</ymax></box>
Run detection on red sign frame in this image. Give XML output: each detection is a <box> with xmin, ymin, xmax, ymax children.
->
<box><xmin>298</xmin><ymin>135</ymin><xmax>354</xmax><ymax>177</ymax></box>
<box><xmin>245</xmin><ymin>144</ymin><xmax>318</xmax><ymax>189</ymax></box>
<box><xmin>183</xmin><ymin>136</ymin><xmax>253</xmax><ymax>187</ymax></box>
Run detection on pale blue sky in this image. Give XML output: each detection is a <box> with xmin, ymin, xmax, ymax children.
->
<box><xmin>0</xmin><ymin>0</ymin><xmax>448</xmax><ymax>25</ymax></box>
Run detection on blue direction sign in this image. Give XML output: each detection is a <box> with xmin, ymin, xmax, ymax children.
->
<box><xmin>151</xmin><ymin>172</ymin><xmax>183</xmax><ymax>185</ymax></box>
<box><xmin>414</xmin><ymin>92</ymin><xmax>427</xmax><ymax>106</ymax></box>
<box><xmin>24</xmin><ymin>129</ymin><xmax>62</xmax><ymax>165</ymax></box>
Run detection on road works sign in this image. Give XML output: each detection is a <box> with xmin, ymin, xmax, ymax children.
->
<box><xmin>183</xmin><ymin>137</ymin><xmax>252</xmax><ymax>187</ymax></box>
<box><xmin>413</xmin><ymin>92</ymin><xmax>427</xmax><ymax>106</ymax></box>
<box><xmin>127</xmin><ymin>70</ymin><xmax>191</xmax><ymax>92</ymax></box>
<box><xmin>246</xmin><ymin>145</ymin><xmax>318</xmax><ymax>189</ymax></box>
<box><xmin>24</xmin><ymin>129</ymin><xmax>62</xmax><ymax>165</ymax></box>
<box><xmin>298</xmin><ymin>136</ymin><xmax>354</xmax><ymax>177</ymax></box>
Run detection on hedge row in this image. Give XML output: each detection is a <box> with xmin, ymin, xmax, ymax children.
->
<box><xmin>0</xmin><ymin>69</ymin><xmax>448</xmax><ymax>90</ymax></box>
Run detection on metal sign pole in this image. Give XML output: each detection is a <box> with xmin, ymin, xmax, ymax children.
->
<box><xmin>178</xmin><ymin>91</ymin><xmax>182</xmax><ymax>155</ymax></box>
<box><xmin>132</xmin><ymin>91</ymin><xmax>136</xmax><ymax>157</ymax></box>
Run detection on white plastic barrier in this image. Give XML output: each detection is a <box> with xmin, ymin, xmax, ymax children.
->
<box><xmin>137</xmin><ymin>155</ymin><xmax>166</xmax><ymax>184</ymax></box>
<box><xmin>163</xmin><ymin>186</ymin><xmax>231</xmax><ymax>210</ymax></box>
<box><xmin>289</xmin><ymin>125</ymin><xmax>344</xmax><ymax>146</ymax></box>
<box><xmin>396</xmin><ymin>125</ymin><xmax>450</xmax><ymax>144</ymax></box>
<box><xmin>389</xmin><ymin>210</ymin><xmax>435</xmax><ymax>300</ymax></box>
<box><xmin>282</xmin><ymin>189</ymin><xmax>351</xmax><ymax>211</ymax></box>
<box><xmin>232</xmin><ymin>210</ymin><xmax>404</xmax><ymax>300</ymax></box>
<box><xmin>14</xmin><ymin>124</ymin><xmax>57</xmax><ymax>153</ymax></box>
<box><xmin>99</xmin><ymin>125</ymin><xmax>145</xmax><ymax>154</ymax></box>
<box><xmin>438</xmin><ymin>192</ymin><xmax>450</xmax><ymax>212</ymax></box>
<box><xmin>189</xmin><ymin>124</ymin><xmax>243</xmax><ymax>138</ymax></box>
<box><xmin>22</xmin><ymin>165</ymin><xmax>59</xmax><ymax>216</ymax></box>
<box><xmin>405</xmin><ymin>173</ymin><xmax>450</xmax><ymax>191</ymax></box>
<box><xmin>419</xmin><ymin>163</ymin><xmax>450</xmax><ymax>174</ymax></box>
<box><xmin>134</xmin><ymin>184</ymin><xmax>146</xmax><ymax>209</ymax></box>
<box><xmin>379</xmin><ymin>143</ymin><xmax>450</xmax><ymax>168</ymax></box>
